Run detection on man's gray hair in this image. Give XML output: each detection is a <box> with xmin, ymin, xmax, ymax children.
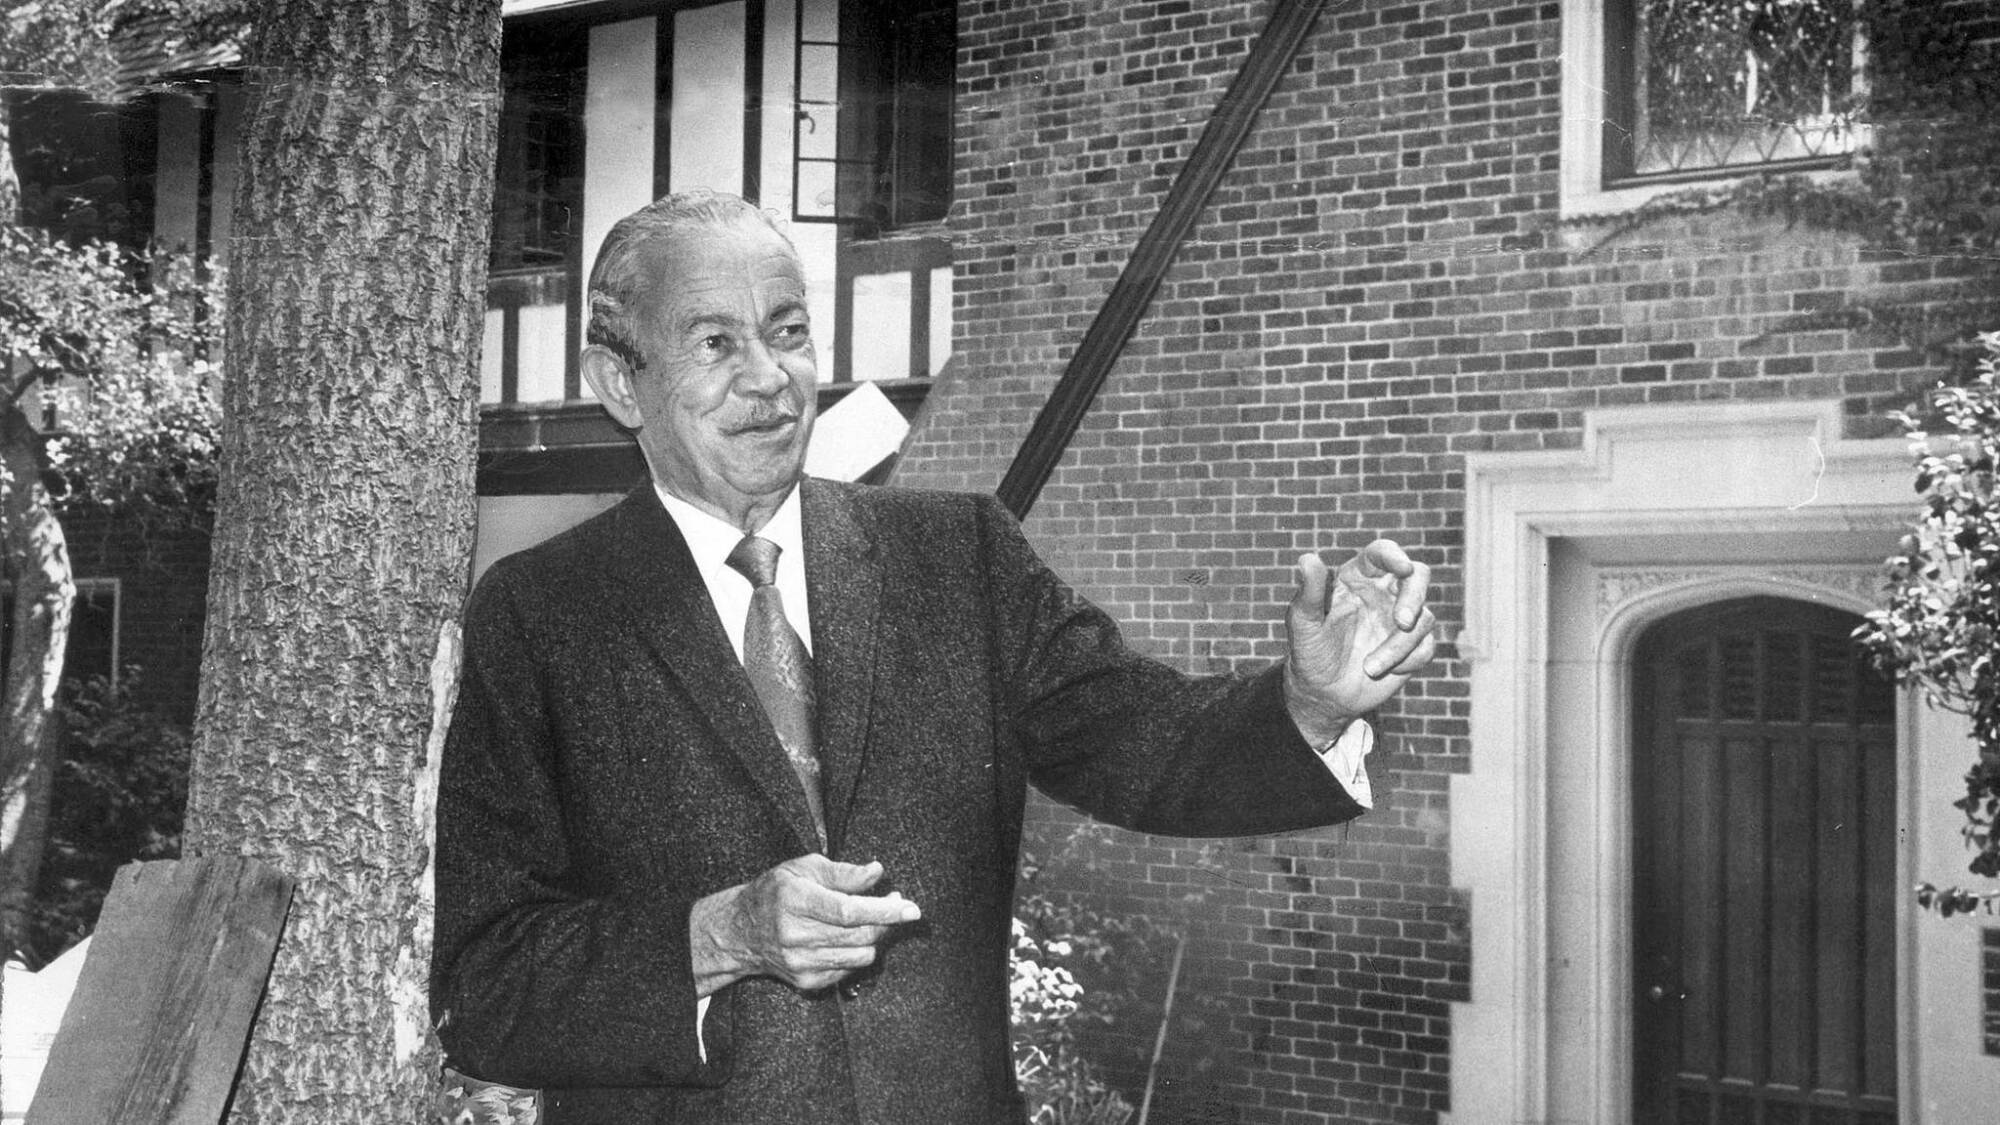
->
<box><xmin>585</xmin><ymin>190</ymin><xmax>795</xmax><ymax>371</ymax></box>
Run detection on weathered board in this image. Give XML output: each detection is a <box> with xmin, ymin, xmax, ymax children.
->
<box><xmin>26</xmin><ymin>856</ymin><xmax>295</xmax><ymax>1124</ymax></box>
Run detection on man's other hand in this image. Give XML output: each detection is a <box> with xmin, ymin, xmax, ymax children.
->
<box><xmin>690</xmin><ymin>855</ymin><xmax>922</xmax><ymax>995</ymax></box>
<box><xmin>1283</xmin><ymin>539</ymin><xmax>1438</xmax><ymax>739</ymax></box>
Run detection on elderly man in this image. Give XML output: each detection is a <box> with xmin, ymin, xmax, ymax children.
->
<box><xmin>430</xmin><ymin>190</ymin><xmax>1437</xmax><ymax>1124</ymax></box>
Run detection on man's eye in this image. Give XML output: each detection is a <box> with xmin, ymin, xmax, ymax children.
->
<box><xmin>698</xmin><ymin>334</ymin><xmax>732</xmax><ymax>357</ymax></box>
<box><xmin>774</xmin><ymin>322</ymin><xmax>811</xmax><ymax>346</ymax></box>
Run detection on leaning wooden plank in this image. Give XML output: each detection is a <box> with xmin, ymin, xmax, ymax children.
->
<box><xmin>26</xmin><ymin>856</ymin><xmax>295</xmax><ymax>1125</ymax></box>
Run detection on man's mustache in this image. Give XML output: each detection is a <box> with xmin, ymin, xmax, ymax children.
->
<box><xmin>729</xmin><ymin>403</ymin><xmax>805</xmax><ymax>433</ymax></box>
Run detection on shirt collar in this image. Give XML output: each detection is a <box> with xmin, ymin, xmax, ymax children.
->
<box><xmin>652</xmin><ymin>481</ymin><xmax>806</xmax><ymax>571</ymax></box>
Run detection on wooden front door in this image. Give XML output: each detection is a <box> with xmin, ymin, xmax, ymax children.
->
<box><xmin>1632</xmin><ymin>597</ymin><xmax>1899</xmax><ymax>1125</ymax></box>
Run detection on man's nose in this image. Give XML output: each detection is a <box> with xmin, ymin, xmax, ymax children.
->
<box><xmin>734</xmin><ymin>339</ymin><xmax>789</xmax><ymax>396</ymax></box>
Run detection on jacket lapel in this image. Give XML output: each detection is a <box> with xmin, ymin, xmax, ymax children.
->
<box><xmin>800</xmin><ymin>479</ymin><xmax>883</xmax><ymax>857</ymax></box>
<box><xmin>605</xmin><ymin>487</ymin><xmax>825</xmax><ymax>855</ymax></box>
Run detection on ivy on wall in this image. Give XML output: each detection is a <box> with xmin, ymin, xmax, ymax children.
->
<box><xmin>1578</xmin><ymin>0</ymin><xmax>1999</xmax><ymax>334</ymax></box>
<box><xmin>1576</xmin><ymin>3</ymin><xmax>2000</xmax><ymax>886</ymax></box>
<box><xmin>1847</xmin><ymin>3</ymin><xmax>2000</xmax><ymax>891</ymax></box>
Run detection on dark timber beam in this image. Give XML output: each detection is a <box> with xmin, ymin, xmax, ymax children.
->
<box><xmin>994</xmin><ymin>0</ymin><xmax>1329</xmax><ymax>519</ymax></box>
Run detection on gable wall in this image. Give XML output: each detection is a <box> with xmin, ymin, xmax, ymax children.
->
<box><xmin>894</xmin><ymin>1</ymin><xmax>1983</xmax><ymax>1121</ymax></box>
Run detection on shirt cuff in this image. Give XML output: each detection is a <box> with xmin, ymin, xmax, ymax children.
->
<box><xmin>1310</xmin><ymin>719</ymin><xmax>1374</xmax><ymax>809</ymax></box>
<box><xmin>696</xmin><ymin>995</ymin><xmax>712</xmax><ymax>1063</ymax></box>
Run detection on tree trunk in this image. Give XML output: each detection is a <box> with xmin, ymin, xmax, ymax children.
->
<box><xmin>183</xmin><ymin>2</ymin><xmax>499</xmax><ymax>1120</ymax></box>
<box><xmin>0</xmin><ymin>82</ymin><xmax>71</xmax><ymax>1107</ymax></box>
<box><xmin>0</xmin><ymin>93</ymin><xmax>21</xmax><ymax>221</ymax></box>
<box><xmin>0</xmin><ymin>403</ymin><xmax>70</xmax><ymax>960</ymax></box>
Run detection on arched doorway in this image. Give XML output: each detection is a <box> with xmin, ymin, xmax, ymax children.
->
<box><xmin>1631</xmin><ymin>596</ymin><xmax>1899</xmax><ymax>1125</ymax></box>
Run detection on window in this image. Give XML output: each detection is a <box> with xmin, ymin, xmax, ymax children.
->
<box><xmin>794</xmin><ymin>0</ymin><xmax>954</xmax><ymax>233</ymax></box>
<box><xmin>12</xmin><ymin>90</ymin><xmax>157</xmax><ymax>251</ymax></box>
<box><xmin>1563</xmin><ymin>0</ymin><xmax>1866</xmax><ymax>213</ymax></box>
<box><xmin>491</xmin><ymin>27</ymin><xmax>586</xmax><ymax>274</ymax></box>
<box><xmin>1606</xmin><ymin>0</ymin><xmax>1864</xmax><ymax>184</ymax></box>
<box><xmin>851</xmin><ymin>0</ymin><xmax>953</xmax><ymax>230</ymax></box>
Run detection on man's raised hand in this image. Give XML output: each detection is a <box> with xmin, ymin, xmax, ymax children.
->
<box><xmin>690</xmin><ymin>855</ymin><xmax>921</xmax><ymax>996</ymax></box>
<box><xmin>1283</xmin><ymin>538</ymin><xmax>1437</xmax><ymax>737</ymax></box>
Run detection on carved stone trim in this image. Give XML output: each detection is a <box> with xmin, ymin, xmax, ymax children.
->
<box><xmin>1596</xmin><ymin>565</ymin><xmax>1883</xmax><ymax>617</ymax></box>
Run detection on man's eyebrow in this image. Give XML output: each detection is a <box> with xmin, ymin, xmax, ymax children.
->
<box><xmin>674</xmin><ymin>309</ymin><xmax>746</xmax><ymax>337</ymax></box>
<box><xmin>673</xmin><ymin>298</ymin><xmax>806</xmax><ymax>337</ymax></box>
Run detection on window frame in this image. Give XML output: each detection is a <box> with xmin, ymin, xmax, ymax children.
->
<box><xmin>790</xmin><ymin>0</ymin><xmax>953</xmax><ymax>234</ymax></box>
<box><xmin>490</xmin><ymin>23</ymin><xmax>588</xmax><ymax>278</ymax></box>
<box><xmin>1560</xmin><ymin>0</ymin><xmax>1864</xmax><ymax>217</ymax></box>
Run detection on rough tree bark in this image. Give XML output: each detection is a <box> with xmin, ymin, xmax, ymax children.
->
<box><xmin>183</xmin><ymin>2</ymin><xmax>499</xmax><ymax>1120</ymax></box>
<box><xmin>0</xmin><ymin>101</ymin><xmax>71</xmax><ymax>1117</ymax></box>
<box><xmin>0</xmin><ymin>98</ymin><xmax>19</xmax><ymax>220</ymax></box>
<box><xmin>0</xmin><ymin>403</ymin><xmax>69</xmax><ymax>962</ymax></box>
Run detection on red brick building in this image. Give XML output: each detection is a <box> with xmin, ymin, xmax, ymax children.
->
<box><xmin>896</xmin><ymin>2</ymin><xmax>1995</xmax><ymax>1122</ymax></box>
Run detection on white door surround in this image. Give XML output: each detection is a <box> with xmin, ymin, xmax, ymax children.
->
<box><xmin>1448</xmin><ymin>398</ymin><xmax>1987</xmax><ymax>1124</ymax></box>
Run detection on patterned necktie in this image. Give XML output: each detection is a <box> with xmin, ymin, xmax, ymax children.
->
<box><xmin>725</xmin><ymin>535</ymin><xmax>825</xmax><ymax>845</ymax></box>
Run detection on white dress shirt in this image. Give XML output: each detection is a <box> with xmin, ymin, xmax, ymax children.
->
<box><xmin>655</xmin><ymin>484</ymin><xmax>812</xmax><ymax>661</ymax></box>
<box><xmin>1313</xmin><ymin>719</ymin><xmax>1374</xmax><ymax>808</ymax></box>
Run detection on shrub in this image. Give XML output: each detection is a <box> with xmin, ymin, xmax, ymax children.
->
<box><xmin>1011</xmin><ymin>900</ymin><xmax>1137</xmax><ymax>1125</ymax></box>
<box><xmin>0</xmin><ymin>224</ymin><xmax>223</xmax><ymax>522</ymax></box>
<box><xmin>1857</xmin><ymin>331</ymin><xmax>2000</xmax><ymax>878</ymax></box>
<box><xmin>23</xmin><ymin>670</ymin><xmax>190</xmax><ymax>967</ymax></box>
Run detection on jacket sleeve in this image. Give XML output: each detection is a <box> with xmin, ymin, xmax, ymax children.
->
<box><xmin>977</xmin><ymin>495</ymin><xmax>1367</xmax><ymax>837</ymax></box>
<box><xmin>428</xmin><ymin>563</ymin><xmax>736</xmax><ymax>1090</ymax></box>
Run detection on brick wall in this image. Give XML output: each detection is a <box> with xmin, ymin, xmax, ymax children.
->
<box><xmin>895</xmin><ymin>1</ymin><xmax>1984</xmax><ymax>1121</ymax></box>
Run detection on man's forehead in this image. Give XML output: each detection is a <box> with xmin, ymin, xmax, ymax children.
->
<box><xmin>642</xmin><ymin>221</ymin><xmax>805</xmax><ymax>303</ymax></box>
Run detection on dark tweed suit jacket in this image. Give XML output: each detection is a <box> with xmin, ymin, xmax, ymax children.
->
<box><xmin>430</xmin><ymin>478</ymin><xmax>1365</xmax><ymax>1124</ymax></box>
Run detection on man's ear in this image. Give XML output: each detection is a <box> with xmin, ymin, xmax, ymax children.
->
<box><xmin>580</xmin><ymin>345</ymin><xmax>645</xmax><ymax>430</ymax></box>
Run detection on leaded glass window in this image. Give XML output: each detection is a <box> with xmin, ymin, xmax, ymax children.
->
<box><xmin>1605</xmin><ymin>0</ymin><xmax>1866</xmax><ymax>185</ymax></box>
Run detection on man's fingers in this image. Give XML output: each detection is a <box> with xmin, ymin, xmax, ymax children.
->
<box><xmin>785</xmin><ymin>914</ymin><xmax>896</xmax><ymax>949</ymax></box>
<box><xmin>800</xmin><ymin>855</ymin><xmax>886</xmax><ymax>895</ymax></box>
<box><xmin>1361</xmin><ymin>608</ymin><xmax>1437</xmax><ymax>680</ymax></box>
<box><xmin>778</xmin><ymin>885</ymin><xmax>916</xmax><ymax>989</ymax></box>
<box><xmin>788</xmin><ymin>947</ymin><xmax>880</xmax><ymax>992</ymax></box>
<box><xmin>783</xmin><ymin>858</ymin><xmax>921</xmax><ymax>929</ymax></box>
<box><xmin>776</xmin><ymin>941</ymin><xmax>881</xmax><ymax>992</ymax></box>
<box><xmin>1392</xmin><ymin>559</ymin><xmax>1431</xmax><ymax>631</ymax></box>
<box><xmin>718</xmin><ymin>859</ymin><xmax>923</xmax><ymax>992</ymax></box>
<box><xmin>811</xmin><ymin>888</ymin><xmax>921</xmax><ymax>929</ymax></box>
<box><xmin>1341</xmin><ymin>540</ymin><xmax>1428</xmax><ymax>631</ymax></box>
<box><xmin>1357</xmin><ymin>538</ymin><xmax>1416</xmax><ymax>581</ymax></box>
<box><xmin>1389</xmin><ymin>633</ymin><xmax>1437</xmax><ymax>677</ymax></box>
<box><xmin>1386</xmin><ymin>617</ymin><xmax>1440</xmax><ymax>676</ymax></box>
<box><xmin>1291</xmin><ymin>552</ymin><xmax>1330</xmax><ymax>622</ymax></box>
